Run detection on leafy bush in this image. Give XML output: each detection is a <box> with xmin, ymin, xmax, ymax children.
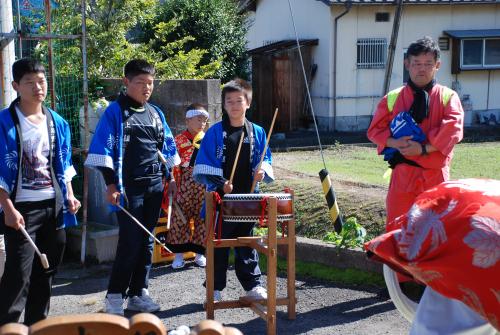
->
<box><xmin>323</xmin><ymin>217</ymin><xmax>367</xmax><ymax>249</ymax></box>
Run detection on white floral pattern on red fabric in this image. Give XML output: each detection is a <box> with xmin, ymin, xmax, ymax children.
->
<box><xmin>463</xmin><ymin>215</ymin><xmax>500</xmax><ymax>268</ymax></box>
<box><xmin>364</xmin><ymin>179</ymin><xmax>500</xmax><ymax>331</ymax></box>
<box><xmin>398</xmin><ymin>200</ymin><xmax>456</xmax><ymax>260</ymax></box>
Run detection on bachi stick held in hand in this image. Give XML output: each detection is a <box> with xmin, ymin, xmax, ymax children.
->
<box><xmin>250</xmin><ymin>108</ymin><xmax>278</xmax><ymax>193</ymax></box>
<box><xmin>229</xmin><ymin>130</ymin><xmax>245</xmax><ymax>184</ymax></box>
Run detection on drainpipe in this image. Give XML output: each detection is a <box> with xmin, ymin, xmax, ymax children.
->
<box><xmin>333</xmin><ymin>1</ymin><xmax>352</xmax><ymax>132</ymax></box>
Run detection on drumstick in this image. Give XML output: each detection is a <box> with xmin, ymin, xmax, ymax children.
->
<box><xmin>116</xmin><ymin>204</ymin><xmax>173</xmax><ymax>254</ymax></box>
<box><xmin>157</xmin><ymin>149</ymin><xmax>167</xmax><ymax>165</ymax></box>
<box><xmin>229</xmin><ymin>131</ymin><xmax>245</xmax><ymax>184</ymax></box>
<box><xmin>19</xmin><ymin>226</ymin><xmax>49</xmax><ymax>269</ymax></box>
<box><xmin>250</xmin><ymin>108</ymin><xmax>278</xmax><ymax>193</ymax></box>
<box><xmin>166</xmin><ymin>196</ymin><xmax>173</xmax><ymax>230</ymax></box>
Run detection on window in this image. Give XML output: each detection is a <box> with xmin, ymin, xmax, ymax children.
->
<box><xmin>357</xmin><ymin>38</ymin><xmax>387</xmax><ymax>69</ymax></box>
<box><xmin>460</xmin><ymin>38</ymin><xmax>500</xmax><ymax>69</ymax></box>
<box><xmin>375</xmin><ymin>12</ymin><xmax>390</xmax><ymax>22</ymax></box>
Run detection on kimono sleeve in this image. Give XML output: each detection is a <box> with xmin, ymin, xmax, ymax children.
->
<box><xmin>0</xmin><ymin>124</ymin><xmax>16</xmax><ymax>195</ymax></box>
<box><xmin>84</xmin><ymin>105</ymin><xmax>118</xmax><ymax>170</ymax></box>
<box><xmin>158</xmin><ymin>109</ymin><xmax>180</xmax><ymax>169</ymax></box>
<box><xmin>61</xmin><ymin>120</ymin><xmax>77</xmax><ymax>181</ymax></box>
<box><xmin>193</xmin><ymin>125</ymin><xmax>223</xmax><ymax>187</ymax></box>
<box><xmin>255</xmin><ymin>127</ymin><xmax>274</xmax><ymax>183</ymax></box>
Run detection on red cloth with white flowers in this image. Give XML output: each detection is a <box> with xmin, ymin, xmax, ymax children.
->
<box><xmin>365</xmin><ymin>179</ymin><xmax>500</xmax><ymax>331</ymax></box>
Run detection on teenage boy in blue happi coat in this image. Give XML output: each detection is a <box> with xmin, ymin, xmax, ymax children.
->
<box><xmin>0</xmin><ymin>58</ymin><xmax>80</xmax><ymax>326</ymax></box>
<box><xmin>85</xmin><ymin>59</ymin><xmax>180</xmax><ymax>315</ymax></box>
<box><xmin>194</xmin><ymin>78</ymin><xmax>274</xmax><ymax>302</ymax></box>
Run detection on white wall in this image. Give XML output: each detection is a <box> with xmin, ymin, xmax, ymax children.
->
<box><xmin>336</xmin><ymin>4</ymin><xmax>500</xmax><ymax>123</ymax></box>
<box><xmin>246</xmin><ymin>1</ymin><xmax>500</xmax><ymax>130</ymax></box>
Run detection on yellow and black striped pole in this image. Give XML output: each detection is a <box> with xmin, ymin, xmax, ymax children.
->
<box><xmin>319</xmin><ymin>169</ymin><xmax>343</xmax><ymax>233</ymax></box>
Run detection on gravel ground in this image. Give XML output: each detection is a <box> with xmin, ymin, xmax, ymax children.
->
<box><xmin>49</xmin><ymin>260</ymin><xmax>410</xmax><ymax>335</ymax></box>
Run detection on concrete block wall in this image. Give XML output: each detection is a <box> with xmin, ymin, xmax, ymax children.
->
<box><xmin>100</xmin><ymin>79</ymin><xmax>222</xmax><ymax>135</ymax></box>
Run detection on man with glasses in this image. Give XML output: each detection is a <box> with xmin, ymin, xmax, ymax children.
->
<box><xmin>367</xmin><ymin>36</ymin><xmax>464</xmax><ymax>229</ymax></box>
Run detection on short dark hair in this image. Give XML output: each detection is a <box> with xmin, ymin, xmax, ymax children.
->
<box><xmin>185</xmin><ymin>103</ymin><xmax>207</xmax><ymax>112</ymax></box>
<box><xmin>124</xmin><ymin>59</ymin><xmax>155</xmax><ymax>79</ymax></box>
<box><xmin>407</xmin><ymin>36</ymin><xmax>440</xmax><ymax>61</ymax></box>
<box><xmin>12</xmin><ymin>58</ymin><xmax>45</xmax><ymax>83</ymax></box>
<box><xmin>222</xmin><ymin>78</ymin><xmax>252</xmax><ymax>105</ymax></box>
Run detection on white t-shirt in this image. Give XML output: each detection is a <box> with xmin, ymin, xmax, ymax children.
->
<box><xmin>15</xmin><ymin>106</ymin><xmax>55</xmax><ymax>202</ymax></box>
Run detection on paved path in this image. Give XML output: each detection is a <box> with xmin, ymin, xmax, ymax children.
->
<box><xmin>49</xmin><ymin>261</ymin><xmax>410</xmax><ymax>335</ymax></box>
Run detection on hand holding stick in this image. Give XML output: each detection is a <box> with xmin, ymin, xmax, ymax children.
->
<box><xmin>19</xmin><ymin>226</ymin><xmax>49</xmax><ymax>269</ymax></box>
<box><xmin>250</xmin><ymin>108</ymin><xmax>278</xmax><ymax>193</ymax></box>
<box><xmin>117</xmin><ymin>204</ymin><xmax>173</xmax><ymax>254</ymax></box>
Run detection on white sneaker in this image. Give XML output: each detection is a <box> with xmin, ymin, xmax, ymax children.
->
<box><xmin>104</xmin><ymin>293</ymin><xmax>124</xmax><ymax>316</ymax></box>
<box><xmin>214</xmin><ymin>290</ymin><xmax>222</xmax><ymax>302</ymax></box>
<box><xmin>245</xmin><ymin>286</ymin><xmax>267</xmax><ymax>300</ymax></box>
<box><xmin>194</xmin><ymin>253</ymin><xmax>206</xmax><ymax>267</ymax></box>
<box><xmin>127</xmin><ymin>288</ymin><xmax>160</xmax><ymax>312</ymax></box>
<box><xmin>172</xmin><ymin>253</ymin><xmax>185</xmax><ymax>269</ymax></box>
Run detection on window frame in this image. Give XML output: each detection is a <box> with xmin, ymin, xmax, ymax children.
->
<box><xmin>460</xmin><ymin>37</ymin><xmax>500</xmax><ymax>70</ymax></box>
<box><xmin>356</xmin><ymin>38</ymin><xmax>387</xmax><ymax>69</ymax></box>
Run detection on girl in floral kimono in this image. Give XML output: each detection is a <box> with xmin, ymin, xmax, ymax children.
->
<box><xmin>164</xmin><ymin>103</ymin><xmax>209</xmax><ymax>269</ymax></box>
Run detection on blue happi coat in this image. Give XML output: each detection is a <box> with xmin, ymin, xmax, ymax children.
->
<box><xmin>193</xmin><ymin>119</ymin><xmax>274</xmax><ymax>192</ymax></box>
<box><xmin>84</xmin><ymin>100</ymin><xmax>180</xmax><ymax>209</ymax></box>
<box><xmin>382</xmin><ymin>112</ymin><xmax>426</xmax><ymax>161</ymax></box>
<box><xmin>0</xmin><ymin>99</ymin><xmax>78</xmax><ymax>228</ymax></box>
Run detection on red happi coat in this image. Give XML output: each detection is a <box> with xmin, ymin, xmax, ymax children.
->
<box><xmin>367</xmin><ymin>84</ymin><xmax>464</xmax><ymax>227</ymax></box>
<box><xmin>365</xmin><ymin>179</ymin><xmax>500</xmax><ymax>331</ymax></box>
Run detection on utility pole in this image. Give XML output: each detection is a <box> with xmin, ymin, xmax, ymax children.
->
<box><xmin>0</xmin><ymin>0</ymin><xmax>16</xmax><ymax>108</ymax></box>
<box><xmin>382</xmin><ymin>0</ymin><xmax>404</xmax><ymax>95</ymax></box>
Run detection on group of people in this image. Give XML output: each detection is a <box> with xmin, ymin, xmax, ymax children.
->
<box><xmin>0</xmin><ymin>35</ymin><xmax>497</xmax><ymax>335</ymax></box>
<box><xmin>0</xmin><ymin>58</ymin><xmax>273</xmax><ymax>325</ymax></box>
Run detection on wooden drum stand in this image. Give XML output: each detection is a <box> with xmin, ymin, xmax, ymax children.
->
<box><xmin>204</xmin><ymin>191</ymin><xmax>297</xmax><ymax>335</ymax></box>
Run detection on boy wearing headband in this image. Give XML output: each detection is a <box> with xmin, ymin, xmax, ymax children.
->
<box><xmin>164</xmin><ymin>103</ymin><xmax>209</xmax><ymax>269</ymax></box>
<box><xmin>193</xmin><ymin>78</ymin><xmax>274</xmax><ymax>302</ymax></box>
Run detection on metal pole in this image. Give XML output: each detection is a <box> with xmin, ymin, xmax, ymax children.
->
<box><xmin>16</xmin><ymin>0</ymin><xmax>22</xmax><ymax>57</ymax></box>
<box><xmin>44</xmin><ymin>0</ymin><xmax>56</xmax><ymax>110</ymax></box>
<box><xmin>80</xmin><ymin>0</ymin><xmax>89</xmax><ymax>265</ymax></box>
<box><xmin>0</xmin><ymin>0</ymin><xmax>16</xmax><ymax>108</ymax></box>
<box><xmin>382</xmin><ymin>0</ymin><xmax>404</xmax><ymax>95</ymax></box>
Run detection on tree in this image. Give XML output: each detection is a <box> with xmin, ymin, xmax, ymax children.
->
<box><xmin>36</xmin><ymin>0</ymin><xmax>221</xmax><ymax>90</ymax></box>
<box><xmin>146</xmin><ymin>0</ymin><xmax>249</xmax><ymax>82</ymax></box>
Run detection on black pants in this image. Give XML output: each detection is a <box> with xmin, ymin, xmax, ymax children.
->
<box><xmin>0</xmin><ymin>199</ymin><xmax>65</xmax><ymax>326</ymax></box>
<box><xmin>213</xmin><ymin>220</ymin><xmax>262</xmax><ymax>291</ymax></box>
<box><xmin>107</xmin><ymin>180</ymin><xmax>163</xmax><ymax>297</ymax></box>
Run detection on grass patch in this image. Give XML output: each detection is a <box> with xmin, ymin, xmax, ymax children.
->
<box><xmin>228</xmin><ymin>251</ymin><xmax>384</xmax><ymax>287</ymax></box>
<box><xmin>276</xmin><ymin>142</ymin><xmax>500</xmax><ymax>184</ymax></box>
<box><xmin>450</xmin><ymin>142</ymin><xmax>500</xmax><ymax>179</ymax></box>
<box><xmin>267</xmin><ymin>142</ymin><xmax>500</xmax><ymax>242</ymax></box>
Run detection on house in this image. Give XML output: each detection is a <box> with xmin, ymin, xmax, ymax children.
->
<box><xmin>242</xmin><ymin>0</ymin><xmax>500</xmax><ymax>132</ymax></box>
